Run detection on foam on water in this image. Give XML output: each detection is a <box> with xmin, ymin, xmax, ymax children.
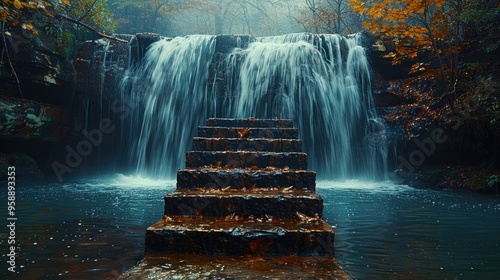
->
<box><xmin>60</xmin><ymin>174</ymin><xmax>175</xmax><ymax>191</ymax></box>
<box><xmin>317</xmin><ymin>179</ymin><xmax>414</xmax><ymax>193</ymax></box>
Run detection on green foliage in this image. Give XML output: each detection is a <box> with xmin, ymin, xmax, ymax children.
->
<box><xmin>109</xmin><ymin>0</ymin><xmax>177</xmax><ymax>34</ymax></box>
<box><xmin>487</xmin><ymin>175</ymin><xmax>500</xmax><ymax>188</ymax></box>
<box><xmin>472</xmin><ymin>172</ymin><xmax>500</xmax><ymax>192</ymax></box>
<box><xmin>1</xmin><ymin>0</ymin><xmax>116</xmax><ymax>35</ymax></box>
<box><xmin>57</xmin><ymin>0</ymin><xmax>116</xmax><ymax>33</ymax></box>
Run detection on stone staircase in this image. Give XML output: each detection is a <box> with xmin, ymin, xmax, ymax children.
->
<box><xmin>121</xmin><ymin>118</ymin><xmax>350</xmax><ymax>279</ymax></box>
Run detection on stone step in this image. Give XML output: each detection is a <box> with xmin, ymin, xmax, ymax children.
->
<box><xmin>206</xmin><ymin>118</ymin><xmax>293</xmax><ymax>128</ymax></box>
<box><xmin>120</xmin><ymin>254</ymin><xmax>350</xmax><ymax>279</ymax></box>
<box><xmin>163</xmin><ymin>190</ymin><xmax>322</xmax><ymax>219</ymax></box>
<box><xmin>177</xmin><ymin>168</ymin><xmax>315</xmax><ymax>190</ymax></box>
<box><xmin>145</xmin><ymin>217</ymin><xmax>334</xmax><ymax>256</ymax></box>
<box><xmin>185</xmin><ymin>151</ymin><xmax>308</xmax><ymax>169</ymax></box>
<box><xmin>198</xmin><ymin>127</ymin><xmax>299</xmax><ymax>139</ymax></box>
<box><xmin>192</xmin><ymin>137</ymin><xmax>302</xmax><ymax>152</ymax></box>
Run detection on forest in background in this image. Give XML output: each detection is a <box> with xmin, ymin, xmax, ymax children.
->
<box><xmin>1</xmin><ymin>0</ymin><xmax>499</xmax><ymax>191</ymax></box>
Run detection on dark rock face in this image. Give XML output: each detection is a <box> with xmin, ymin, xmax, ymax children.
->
<box><xmin>214</xmin><ymin>34</ymin><xmax>255</xmax><ymax>53</ymax></box>
<box><xmin>0</xmin><ymin>96</ymin><xmax>68</xmax><ymax>142</ymax></box>
<box><xmin>0</xmin><ymin>96</ymin><xmax>69</xmax><ymax>180</ymax></box>
<box><xmin>1</xmin><ymin>19</ymin><xmax>78</xmax><ymax>179</ymax></box>
<box><xmin>0</xmin><ymin>152</ymin><xmax>43</xmax><ymax>180</ymax></box>
<box><xmin>365</xmin><ymin>35</ymin><xmax>416</xmax><ymax>81</ymax></box>
<box><xmin>372</xmin><ymin>91</ymin><xmax>405</xmax><ymax>107</ymax></box>
<box><xmin>2</xmin><ymin>28</ymin><xmax>76</xmax><ymax>106</ymax></box>
<box><xmin>1</xmin><ymin>27</ymin><xmax>165</xmax><ymax>178</ymax></box>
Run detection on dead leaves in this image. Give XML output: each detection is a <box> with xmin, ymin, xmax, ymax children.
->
<box><xmin>295</xmin><ymin>212</ymin><xmax>320</xmax><ymax>223</ymax></box>
<box><xmin>224</xmin><ymin>212</ymin><xmax>244</xmax><ymax>221</ymax></box>
<box><xmin>162</xmin><ymin>215</ymin><xmax>173</xmax><ymax>222</ymax></box>
<box><xmin>238</xmin><ymin>127</ymin><xmax>249</xmax><ymax>138</ymax></box>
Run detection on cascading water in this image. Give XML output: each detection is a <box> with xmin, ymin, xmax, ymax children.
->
<box><xmin>122</xmin><ymin>35</ymin><xmax>217</xmax><ymax>178</ymax></box>
<box><xmin>121</xmin><ymin>33</ymin><xmax>388</xmax><ymax>179</ymax></box>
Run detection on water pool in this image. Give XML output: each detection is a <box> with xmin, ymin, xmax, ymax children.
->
<box><xmin>1</xmin><ymin>175</ymin><xmax>499</xmax><ymax>279</ymax></box>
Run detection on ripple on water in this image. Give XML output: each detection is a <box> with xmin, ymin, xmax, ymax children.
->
<box><xmin>317</xmin><ymin>180</ymin><xmax>500</xmax><ymax>280</ymax></box>
<box><xmin>2</xmin><ymin>175</ymin><xmax>499</xmax><ymax>279</ymax></box>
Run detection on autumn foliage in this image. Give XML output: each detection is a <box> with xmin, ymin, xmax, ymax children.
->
<box><xmin>350</xmin><ymin>0</ymin><xmax>499</xmax><ymax>139</ymax></box>
<box><xmin>350</xmin><ymin>0</ymin><xmax>462</xmax><ymax>86</ymax></box>
<box><xmin>1</xmin><ymin>0</ymin><xmax>115</xmax><ymax>34</ymax></box>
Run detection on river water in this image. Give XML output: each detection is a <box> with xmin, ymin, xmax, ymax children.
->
<box><xmin>1</xmin><ymin>175</ymin><xmax>499</xmax><ymax>279</ymax></box>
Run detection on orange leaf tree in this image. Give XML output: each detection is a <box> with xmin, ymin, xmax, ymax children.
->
<box><xmin>350</xmin><ymin>0</ymin><xmax>500</xmax><ymax>132</ymax></box>
<box><xmin>349</xmin><ymin>0</ymin><xmax>464</xmax><ymax>105</ymax></box>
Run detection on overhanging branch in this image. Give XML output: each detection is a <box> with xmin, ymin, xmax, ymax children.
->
<box><xmin>54</xmin><ymin>14</ymin><xmax>128</xmax><ymax>43</ymax></box>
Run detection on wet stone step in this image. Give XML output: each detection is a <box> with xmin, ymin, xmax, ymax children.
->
<box><xmin>185</xmin><ymin>151</ymin><xmax>308</xmax><ymax>169</ymax></box>
<box><xmin>192</xmin><ymin>137</ymin><xmax>302</xmax><ymax>152</ymax></box>
<box><xmin>120</xmin><ymin>254</ymin><xmax>350</xmax><ymax>279</ymax></box>
<box><xmin>206</xmin><ymin>118</ymin><xmax>294</xmax><ymax>128</ymax></box>
<box><xmin>163</xmin><ymin>190</ymin><xmax>323</xmax><ymax>219</ymax></box>
<box><xmin>177</xmin><ymin>168</ymin><xmax>316</xmax><ymax>190</ymax></box>
<box><xmin>198</xmin><ymin>127</ymin><xmax>299</xmax><ymax>139</ymax></box>
<box><xmin>145</xmin><ymin>217</ymin><xmax>334</xmax><ymax>256</ymax></box>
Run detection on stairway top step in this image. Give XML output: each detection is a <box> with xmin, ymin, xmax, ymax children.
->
<box><xmin>166</xmin><ymin>188</ymin><xmax>318</xmax><ymax>197</ymax></box>
<box><xmin>206</xmin><ymin>118</ymin><xmax>294</xmax><ymax>128</ymax></box>
<box><xmin>120</xmin><ymin>254</ymin><xmax>350</xmax><ymax>280</ymax></box>
<box><xmin>178</xmin><ymin>167</ymin><xmax>315</xmax><ymax>175</ymax></box>
<box><xmin>198</xmin><ymin>127</ymin><xmax>299</xmax><ymax>139</ymax></box>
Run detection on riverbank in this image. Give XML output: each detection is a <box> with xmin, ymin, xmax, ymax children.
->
<box><xmin>399</xmin><ymin>165</ymin><xmax>500</xmax><ymax>194</ymax></box>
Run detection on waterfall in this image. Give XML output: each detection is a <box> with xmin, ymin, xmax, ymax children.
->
<box><xmin>122</xmin><ymin>35</ymin><xmax>216</xmax><ymax>178</ymax></box>
<box><xmin>121</xmin><ymin>33</ymin><xmax>388</xmax><ymax>180</ymax></box>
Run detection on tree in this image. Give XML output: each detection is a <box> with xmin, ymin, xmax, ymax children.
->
<box><xmin>350</xmin><ymin>0</ymin><xmax>499</xmax><ymax>126</ymax></box>
<box><xmin>109</xmin><ymin>0</ymin><xmax>179</xmax><ymax>34</ymax></box>
<box><xmin>57</xmin><ymin>0</ymin><xmax>116</xmax><ymax>33</ymax></box>
<box><xmin>169</xmin><ymin>0</ymin><xmax>292</xmax><ymax>36</ymax></box>
<box><xmin>1</xmin><ymin>0</ymin><xmax>119</xmax><ymax>96</ymax></box>
<box><xmin>1</xmin><ymin>0</ymin><xmax>116</xmax><ymax>36</ymax></box>
<box><xmin>297</xmin><ymin>0</ymin><xmax>362</xmax><ymax>34</ymax></box>
<box><xmin>351</xmin><ymin>0</ymin><xmax>498</xmax><ymax>107</ymax></box>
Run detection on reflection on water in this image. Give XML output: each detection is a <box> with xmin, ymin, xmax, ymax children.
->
<box><xmin>318</xmin><ymin>180</ymin><xmax>500</xmax><ymax>280</ymax></box>
<box><xmin>0</xmin><ymin>176</ymin><xmax>499</xmax><ymax>279</ymax></box>
<box><xmin>0</xmin><ymin>175</ymin><xmax>172</xmax><ymax>279</ymax></box>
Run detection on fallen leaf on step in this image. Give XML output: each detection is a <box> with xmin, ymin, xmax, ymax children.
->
<box><xmin>238</xmin><ymin>127</ymin><xmax>249</xmax><ymax>138</ymax></box>
<box><xmin>263</xmin><ymin>166</ymin><xmax>280</xmax><ymax>171</ymax></box>
<box><xmin>162</xmin><ymin>215</ymin><xmax>173</xmax><ymax>222</ymax></box>
<box><xmin>295</xmin><ymin>212</ymin><xmax>319</xmax><ymax>223</ymax></box>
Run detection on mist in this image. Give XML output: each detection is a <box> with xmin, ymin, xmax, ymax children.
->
<box><xmin>108</xmin><ymin>0</ymin><xmax>314</xmax><ymax>37</ymax></box>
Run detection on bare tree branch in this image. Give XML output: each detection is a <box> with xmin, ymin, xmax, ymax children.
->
<box><xmin>1</xmin><ymin>21</ymin><xmax>23</xmax><ymax>97</ymax></box>
<box><xmin>55</xmin><ymin>14</ymin><xmax>128</xmax><ymax>43</ymax></box>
